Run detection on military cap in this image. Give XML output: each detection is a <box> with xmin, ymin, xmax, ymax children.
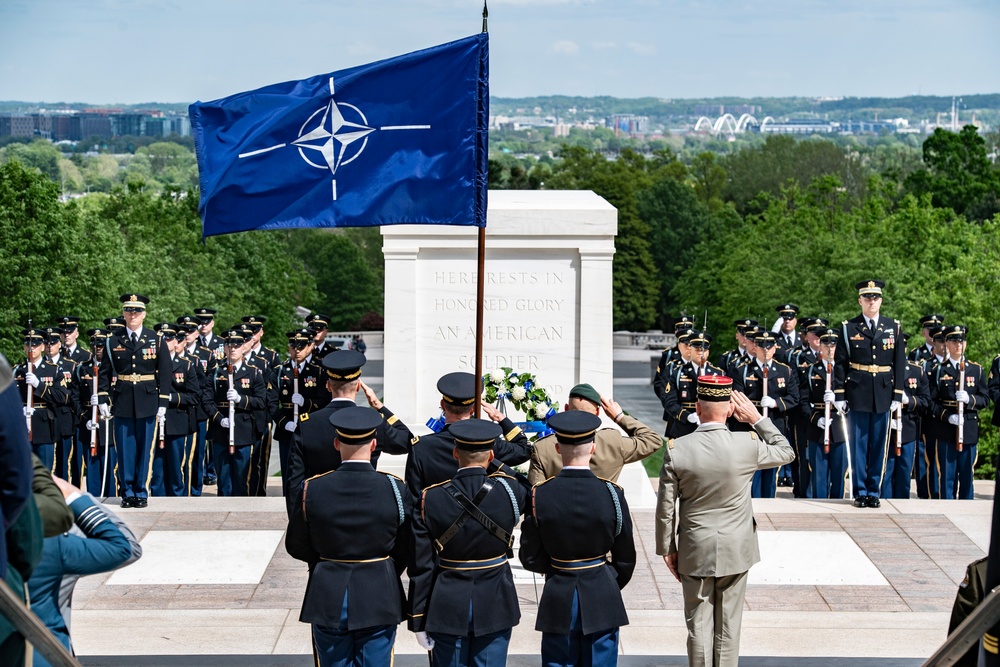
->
<box><xmin>676</xmin><ymin>330</ymin><xmax>694</xmax><ymax>345</ymax></box>
<box><xmin>57</xmin><ymin>316</ymin><xmax>81</xmax><ymax>331</ymax></box>
<box><xmin>920</xmin><ymin>314</ymin><xmax>945</xmax><ymax>328</ymax></box>
<box><xmin>734</xmin><ymin>318</ymin><xmax>758</xmax><ymax>333</ymax></box>
<box><xmin>306</xmin><ymin>313</ymin><xmax>331</xmax><ymax>330</ymax></box>
<box><xmin>119</xmin><ymin>293</ymin><xmax>150</xmax><ymax>309</ymax></box>
<box><xmin>86</xmin><ymin>327</ymin><xmax>110</xmax><ymax>342</ymax></box>
<box><xmin>194</xmin><ymin>308</ymin><xmax>216</xmax><ymax>322</ymax></box>
<box><xmin>43</xmin><ymin>326</ymin><xmax>64</xmax><ymax>344</ymax></box>
<box><xmin>944</xmin><ymin>325</ymin><xmax>967</xmax><ymax>342</ymax></box>
<box><xmin>743</xmin><ymin>325</ymin><xmax>763</xmax><ymax>340</ymax></box>
<box><xmin>153</xmin><ymin>322</ymin><xmax>177</xmax><ymax>337</ymax></box>
<box><xmin>754</xmin><ymin>331</ymin><xmax>777</xmax><ymax>348</ymax></box>
<box><xmin>103</xmin><ymin>317</ymin><xmax>125</xmax><ymax>330</ymax></box>
<box><xmin>222</xmin><ymin>329</ymin><xmax>246</xmax><ymax>345</ymax></box>
<box><xmin>329</xmin><ymin>406</ymin><xmax>382</xmax><ymax>446</ymax></box>
<box><xmin>687</xmin><ymin>330</ymin><xmax>713</xmax><ymax>347</ymax></box>
<box><xmin>437</xmin><ymin>371</ymin><xmax>477</xmax><ymax>407</ymax></box>
<box><xmin>568</xmin><ymin>383</ymin><xmax>601</xmax><ymax>405</ymax></box>
<box><xmin>322</xmin><ymin>349</ymin><xmax>366</xmax><ymax>381</ymax></box>
<box><xmin>776</xmin><ymin>303</ymin><xmax>800</xmax><ymax>317</ymax></box>
<box><xmin>176</xmin><ymin>314</ymin><xmax>199</xmax><ymax>326</ymax></box>
<box><xmin>805</xmin><ymin>318</ymin><xmax>831</xmax><ymax>333</ymax></box>
<box><xmin>547</xmin><ymin>410</ymin><xmax>600</xmax><ymax>446</ymax></box>
<box><xmin>22</xmin><ymin>328</ymin><xmax>45</xmax><ymax>345</ymax></box>
<box><xmin>176</xmin><ymin>322</ymin><xmax>196</xmax><ymax>335</ymax></box>
<box><xmin>931</xmin><ymin>325</ymin><xmax>947</xmax><ymax>342</ymax></box>
<box><xmin>673</xmin><ymin>315</ymin><xmax>694</xmax><ymax>332</ymax></box>
<box><xmin>450</xmin><ymin>418</ymin><xmax>502</xmax><ymax>452</ymax></box>
<box><xmin>286</xmin><ymin>328</ymin><xmax>312</xmax><ymax>345</ymax></box>
<box><xmin>819</xmin><ymin>328</ymin><xmax>838</xmax><ymax>345</ymax></box>
<box><xmin>856</xmin><ymin>279</ymin><xmax>885</xmax><ymax>296</ymax></box>
<box><xmin>697</xmin><ymin>375</ymin><xmax>732</xmax><ymax>402</ymax></box>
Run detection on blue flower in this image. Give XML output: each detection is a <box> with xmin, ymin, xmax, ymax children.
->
<box><xmin>524</xmin><ymin>380</ymin><xmax>534</xmax><ymax>391</ymax></box>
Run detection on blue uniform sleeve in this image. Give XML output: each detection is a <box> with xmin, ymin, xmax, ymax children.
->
<box><xmin>57</xmin><ymin>496</ymin><xmax>138</xmax><ymax>576</ymax></box>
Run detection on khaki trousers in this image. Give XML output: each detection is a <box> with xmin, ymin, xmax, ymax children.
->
<box><xmin>680</xmin><ymin>570</ymin><xmax>748</xmax><ymax>667</ymax></box>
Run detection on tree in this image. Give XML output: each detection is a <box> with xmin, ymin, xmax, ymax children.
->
<box><xmin>905</xmin><ymin>125</ymin><xmax>1000</xmax><ymax>221</ymax></box>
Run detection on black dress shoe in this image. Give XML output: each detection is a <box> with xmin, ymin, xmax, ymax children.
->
<box><xmin>120</xmin><ymin>497</ymin><xmax>134</xmax><ymax>508</ymax></box>
<box><xmin>203</xmin><ymin>476</ymin><xmax>217</xmax><ymax>486</ymax></box>
<box><xmin>866</xmin><ymin>496</ymin><xmax>881</xmax><ymax>508</ymax></box>
<box><xmin>853</xmin><ymin>497</ymin><xmax>867</xmax><ymax>508</ymax></box>
<box><xmin>134</xmin><ymin>498</ymin><xmax>148</xmax><ymax>508</ymax></box>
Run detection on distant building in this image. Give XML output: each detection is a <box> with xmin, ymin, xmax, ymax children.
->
<box><xmin>760</xmin><ymin>119</ymin><xmax>837</xmax><ymax>135</ymax></box>
<box><xmin>611</xmin><ymin>114</ymin><xmax>648</xmax><ymax>136</ymax></box>
<box><xmin>0</xmin><ymin>115</ymin><xmax>35</xmax><ymax>138</ymax></box>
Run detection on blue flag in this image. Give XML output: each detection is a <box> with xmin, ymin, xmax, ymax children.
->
<box><xmin>189</xmin><ymin>34</ymin><xmax>488</xmax><ymax>237</ymax></box>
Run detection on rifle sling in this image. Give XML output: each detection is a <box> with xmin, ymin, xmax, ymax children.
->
<box><xmin>435</xmin><ymin>479</ymin><xmax>512</xmax><ymax>550</ymax></box>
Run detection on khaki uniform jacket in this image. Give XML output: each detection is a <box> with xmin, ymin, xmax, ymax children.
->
<box><xmin>655</xmin><ymin>418</ymin><xmax>793</xmax><ymax>577</ymax></box>
<box><xmin>527</xmin><ymin>414</ymin><xmax>662</xmax><ymax>485</ymax></box>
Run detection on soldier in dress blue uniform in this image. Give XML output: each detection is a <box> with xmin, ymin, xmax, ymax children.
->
<box><xmin>404</xmin><ymin>372</ymin><xmax>533</xmax><ymax>498</ymax></box>
<box><xmin>241</xmin><ymin>317</ymin><xmax>280</xmax><ymax>496</ymax></box>
<box><xmin>149</xmin><ymin>323</ymin><xmax>199</xmax><ymax>497</ymax></box>
<box><xmin>285</xmin><ymin>407</ymin><xmax>414</xmax><ymax>667</ymax></box>
<box><xmin>108</xmin><ymin>294</ymin><xmax>173</xmax><ymax>508</ymax></box>
<box><xmin>285</xmin><ymin>350</ymin><xmax>414</xmax><ymax>514</ymax></box>
<box><xmin>194</xmin><ymin>308</ymin><xmax>225</xmax><ymax>487</ymax></box>
<box><xmin>882</xmin><ymin>336</ymin><xmax>931</xmax><ymax>499</ymax></box>
<box><xmin>408</xmin><ymin>419</ymin><xmax>530</xmax><ymax>667</ymax></box>
<box><xmin>78</xmin><ymin>328</ymin><xmax>116</xmax><ymax>497</ymax></box>
<box><xmin>203</xmin><ymin>329</ymin><xmax>267</xmax><ymax>496</ymax></box>
<box><xmin>929</xmin><ymin>326</ymin><xmax>990</xmax><ymax>500</ymax></box>
<box><xmin>717</xmin><ymin>319</ymin><xmax>757</xmax><ymax>371</ymax></box>
<box><xmin>46</xmin><ymin>326</ymin><xmax>81</xmax><ymax>485</ymax></box>
<box><xmin>174</xmin><ymin>317</ymin><xmax>206</xmax><ymax>494</ymax></box>
<box><xmin>799</xmin><ymin>329</ymin><xmax>849</xmax><ymax>499</ymax></box>
<box><xmin>663</xmin><ymin>331</ymin><xmax>725</xmax><ymax>439</ymax></box>
<box><xmin>774</xmin><ymin>304</ymin><xmax>802</xmax><ymax>487</ymax></box>
<box><xmin>726</xmin><ymin>325</ymin><xmax>762</xmax><ymax>378</ymax></box>
<box><xmin>14</xmin><ymin>328</ymin><xmax>70</xmax><ymax>471</ymax></box>
<box><xmin>732</xmin><ymin>331</ymin><xmax>799</xmax><ymax>498</ymax></box>
<box><xmin>834</xmin><ymin>280</ymin><xmax>906</xmax><ymax>508</ymax></box>
<box><xmin>787</xmin><ymin>318</ymin><xmax>828</xmax><ymax>498</ymax></box>
<box><xmin>520</xmin><ymin>411</ymin><xmax>635</xmax><ymax>667</ymax></box>
<box><xmin>908</xmin><ymin>315</ymin><xmax>944</xmax><ymax>499</ymax></box>
<box><xmin>921</xmin><ymin>325</ymin><xmax>951</xmax><ymax>499</ymax></box>
<box><xmin>653</xmin><ymin>316</ymin><xmax>695</xmax><ymax>408</ymax></box>
<box><xmin>272</xmin><ymin>329</ymin><xmax>325</xmax><ymax>497</ymax></box>
<box><xmin>306</xmin><ymin>313</ymin><xmax>336</xmax><ymax>360</ymax></box>
<box><xmin>59</xmin><ymin>316</ymin><xmax>92</xmax><ymax>489</ymax></box>
<box><xmin>909</xmin><ymin>314</ymin><xmax>945</xmax><ymax>364</ymax></box>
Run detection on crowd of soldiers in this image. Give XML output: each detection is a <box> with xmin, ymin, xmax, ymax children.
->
<box><xmin>654</xmin><ymin>279</ymin><xmax>995</xmax><ymax>503</ymax></box>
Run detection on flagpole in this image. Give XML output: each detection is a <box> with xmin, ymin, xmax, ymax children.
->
<box><xmin>474</xmin><ymin>0</ymin><xmax>488</xmax><ymax>419</ymax></box>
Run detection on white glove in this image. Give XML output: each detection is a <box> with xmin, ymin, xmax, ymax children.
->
<box><xmin>90</xmin><ymin>393</ymin><xmax>100</xmax><ymax>407</ymax></box>
<box><xmin>955</xmin><ymin>390</ymin><xmax>969</xmax><ymax>404</ymax></box>
<box><xmin>415</xmin><ymin>631</ymin><xmax>435</xmax><ymax>651</ymax></box>
<box><xmin>834</xmin><ymin>400</ymin><xmax>847</xmax><ymax>413</ymax></box>
<box><xmin>760</xmin><ymin>395</ymin><xmax>777</xmax><ymax>409</ymax></box>
<box><xmin>156</xmin><ymin>406</ymin><xmax>167</xmax><ymax>420</ymax></box>
<box><xmin>23</xmin><ymin>406</ymin><xmax>34</xmax><ymax>417</ymax></box>
<box><xmin>86</xmin><ymin>419</ymin><xmax>99</xmax><ymax>431</ymax></box>
<box><xmin>823</xmin><ymin>390</ymin><xmax>836</xmax><ymax>404</ymax></box>
<box><xmin>891</xmin><ymin>418</ymin><xmax>902</xmax><ymax>431</ymax></box>
<box><xmin>890</xmin><ymin>400</ymin><xmax>901</xmax><ymax>413</ymax></box>
<box><xmin>284</xmin><ymin>420</ymin><xmax>297</xmax><ymax>432</ymax></box>
<box><xmin>24</xmin><ymin>372</ymin><xmax>39</xmax><ymax>388</ymax></box>
<box><xmin>220</xmin><ymin>417</ymin><xmax>231</xmax><ymax>429</ymax></box>
<box><xmin>817</xmin><ymin>417</ymin><xmax>828</xmax><ymax>429</ymax></box>
<box><xmin>291</xmin><ymin>393</ymin><xmax>305</xmax><ymax>407</ymax></box>
<box><xmin>948</xmin><ymin>414</ymin><xmax>961</xmax><ymax>426</ymax></box>
<box><xmin>901</xmin><ymin>392</ymin><xmax>910</xmax><ymax>406</ymax></box>
<box><xmin>226</xmin><ymin>388</ymin><xmax>241</xmax><ymax>402</ymax></box>
<box><xmin>686</xmin><ymin>412</ymin><xmax>700</xmax><ymax>424</ymax></box>
<box><xmin>99</xmin><ymin>403</ymin><xmax>111</xmax><ymax>419</ymax></box>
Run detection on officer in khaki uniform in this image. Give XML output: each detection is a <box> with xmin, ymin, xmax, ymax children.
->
<box><xmin>528</xmin><ymin>383</ymin><xmax>661</xmax><ymax>485</ymax></box>
<box><xmin>656</xmin><ymin>377</ymin><xmax>794</xmax><ymax>667</ymax></box>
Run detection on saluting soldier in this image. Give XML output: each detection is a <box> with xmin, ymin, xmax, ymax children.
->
<box><xmin>408</xmin><ymin>419</ymin><xmax>529</xmax><ymax>666</ymax></box>
<box><xmin>15</xmin><ymin>327</ymin><xmax>70</xmax><ymax>471</ymax></box>
<box><xmin>662</xmin><ymin>331</ymin><xmax>725</xmax><ymax>439</ymax></box>
<box><xmin>929</xmin><ymin>326</ymin><xmax>990</xmax><ymax>500</ymax></box>
<box><xmin>521</xmin><ymin>411</ymin><xmax>635</xmax><ymax>667</ymax></box>
<box><xmin>799</xmin><ymin>329</ymin><xmax>849</xmax><ymax>499</ymax></box>
<box><xmin>285</xmin><ymin>350</ymin><xmax>414</xmax><ymax>513</ymax></box>
<box><xmin>149</xmin><ymin>323</ymin><xmax>199</xmax><ymax>497</ymax></box>
<box><xmin>285</xmin><ymin>407</ymin><xmax>414</xmax><ymax>667</ymax></box>
<box><xmin>272</xmin><ymin>328</ymin><xmax>325</xmax><ymax>496</ymax></box>
<box><xmin>404</xmin><ymin>372</ymin><xmax>532</xmax><ymax>499</ymax></box>
<box><xmin>78</xmin><ymin>328</ymin><xmax>115</xmax><ymax>497</ymax></box>
<box><xmin>717</xmin><ymin>319</ymin><xmax>757</xmax><ymax>371</ymax></box>
<box><xmin>306</xmin><ymin>313</ymin><xmax>336</xmax><ymax>360</ymax></box>
<box><xmin>108</xmin><ymin>294</ymin><xmax>173</xmax><ymax>508</ymax></box>
<box><xmin>203</xmin><ymin>329</ymin><xmax>267</xmax><ymax>496</ymax></box>
<box><xmin>883</xmin><ymin>338</ymin><xmax>931</xmax><ymax>499</ymax></box>
<box><xmin>732</xmin><ymin>330</ymin><xmax>799</xmax><ymax>498</ymax></box>
<box><xmin>835</xmin><ymin>280</ymin><xmax>906</xmax><ymax>508</ymax></box>
<box><xmin>46</xmin><ymin>326</ymin><xmax>81</xmax><ymax>485</ymax></box>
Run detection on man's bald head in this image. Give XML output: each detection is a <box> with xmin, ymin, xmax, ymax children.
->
<box><xmin>696</xmin><ymin>398</ymin><xmax>733</xmax><ymax>424</ymax></box>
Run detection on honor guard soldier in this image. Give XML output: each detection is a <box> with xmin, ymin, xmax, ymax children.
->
<box><xmin>306</xmin><ymin>313</ymin><xmax>336</xmax><ymax>360</ymax></box>
<box><xmin>285</xmin><ymin>407</ymin><xmax>414</xmax><ymax>667</ymax></box>
<box><xmin>787</xmin><ymin>318</ymin><xmax>827</xmax><ymax>498</ymax></box>
<box><xmin>204</xmin><ymin>329</ymin><xmax>267</xmax><ymax>496</ymax></box>
<box><xmin>930</xmin><ymin>326</ymin><xmax>989</xmax><ymax>500</ymax></box>
<box><xmin>726</xmin><ymin>325</ymin><xmax>762</xmax><ymax>378</ymax></box>
<box><xmin>15</xmin><ymin>327</ymin><xmax>70</xmax><ymax>471</ymax></box>
<box><xmin>909</xmin><ymin>315</ymin><xmax>943</xmax><ymax>498</ymax></box>
<box><xmin>922</xmin><ymin>325</ymin><xmax>950</xmax><ymax>498</ymax></box>
<box><xmin>732</xmin><ymin>330</ymin><xmax>799</xmax><ymax>498</ymax></box>
<box><xmin>408</xmin><ymin>419</ymin><xmax>529</xmax><ymax>666</ymax></box>
<box><xmin>285</xmin><ymin>350</ymin><xmax>414</xmax><ymax>513</ymax></box>
<box><xmin>175</xmin><ymin>316</ymin><xmax>208</xmax><ymax>494</ymax></box>
<box><xmin>883</xmin><ymin>336</ymin><xmax>931</xmax><ymax>499</ymax></box>
<box><xmin>909</xmin><ymin>314</ymin><xmax>945</xmax><ymax>364</ymax></box>
<box><xmin>241</xmin><ymin>317</ymin><xmax>280</xmax><ymax>496</ymax></box>
<box><xmin>404</xmin><ymin>372</ymin><xmax>532</xmax><ymax>498</ymax></box>
<box><xmin>149</xmin><ymin>323</ymin><xmax>199</xmax><ymax>497</ymax></box>
<box><xmin>520</xmin><ymin>411</ymin><xmax>635</xmax><ymax>667</ymax></box>
<box><xmin>656</xmin><ymin>330</ymin><xmax>695</xmax><ymax>436</ymax></box>
<box><xmin>194</xmin><ymin>308</ymin><xmax>226</xmax><ymax>361</ymax></box>
<box><xmin>717</xmin><ymin>319</ymin><xmax>757</xmax><ymax>371</ymax></box>
<box><xmin>273</xmin><ymin>329</ymin><xmax>325</xmax><ymax>495</ymax></box>
<box><xmin>193</xmin><ymin>311</ymin><xmax>223</xmax><ymax>489</ymax></box>
<box><xmin>58</xmin><ymin>317</ymin><xmax>92</xmax><ymax>365</ymax></box>
<box><xmin>46</xmin><ymin>326</ymin><xmax>81</xmax><ymax>485</ymax></box>
<box><xmin>108</xmin><ymin>294</ymin><xmax>173</xmax><ymax>508</ymax></box>
<box><xmin>774</xmin><ymin>303</ymin><xmax>801</xmax><ymax>364</ymax></box>
<box><xmin>799</xmin><ymin>329</ymin><xmax>849</xmax><ymax>499</ymax></box>
<box><xmin>835</xmin><ymin>280</ymin><xmax>906</xmax><ymax>508</ymax></box>
<box><xmin>528</xmin><ymin>383</ymin><xmax>662</xmax><ymax>485</ymax></box>
<box><xmin>653</xmin><ymin>316</ymin><xmax>695</xmax><ymax>405</ymax></box>
<box><xmin>662</xmin><ymin>331</ymin><xmax>725</xmax><ymax>439</ymax></box>
<box><xmin>78</xmin><ymin>328</ymin><xmax>116</xmax><ymax>496</ymax></box>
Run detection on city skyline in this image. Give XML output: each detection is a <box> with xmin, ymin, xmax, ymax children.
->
<box><xmin>1</xmin><ymin>0</ymin><xmax>998</xmax><ymax>104</ymax></box>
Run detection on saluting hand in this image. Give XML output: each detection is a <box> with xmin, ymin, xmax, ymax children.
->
<box><xmin>730</xmin><ymin>391</ymin><xmax>762</xmax><ymax>424</ymax></box>
<box><xmin>481</xmin><ymin>403</ymin><xmax>503</xmax><ymax>422</ymax></box>
<box><xmin>359</xmin><ymin>381</ymin><xmax>383</xmax><ymax>410</ymax></box>
<box><xmin>600</xmin><ymin>396</ymin><xmax>625</xmax><ymax>422</ymax></box>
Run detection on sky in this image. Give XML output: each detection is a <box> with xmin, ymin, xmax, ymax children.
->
<box><xmin>1</xmin><ymin>0</ymin><xmax>998</xmax><ymax>104</ymax></box>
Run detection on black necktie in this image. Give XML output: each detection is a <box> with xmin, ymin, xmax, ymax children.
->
<box><xmin>131</xmin><ymin>332</ymin><xmax>138</xmax><ymax>344</ymax></box>
<box><xmin>868</xmin><ymin>319</ymin><xmax>875</xmax><ymax>331</ymax></box>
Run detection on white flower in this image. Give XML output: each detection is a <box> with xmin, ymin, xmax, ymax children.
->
<box><xmin>534</xmin><ymin>403</ymin><xmax>550</xmax><ymax>419</ymax></box>
<box><xmin>511</xmin><ymin>386</ymin><xmax>526</xmax><ymax>401</ymax></box>
<box><xmin>523</xmin><ymin>400</ymin><xmax>535</xmax><ymax>413</ymax></box>
<box><xmin>508</xmin><ymin>375</ymin><xmax>519</xmax><ymax>385</ymax></box>
<box><xmin>489</xmin><ymin>369</ymin><xmax>506</xmax><ymax>384</ymax></box>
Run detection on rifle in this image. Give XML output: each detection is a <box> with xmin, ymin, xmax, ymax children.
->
<box><xmin>292</xmin><ymin>363</ymin><xmax>300</xmax><ymax>428</ymax></box>
<box><xmin>761</xmin><ymin>364</ymin><xmax>769</xmax><ymax>419</ymax></box>
<box><xmin>228</xmin><ymin>362</ymin><xmax>236</xmax><ymax>455</ymax></box>
<box><xmin>957</xmin><ymin>356</ymin><xmax>966</xmax><ymax>453</ymax></box>
<box><xmin>25</xmin><ymin>355</ymin><xmax>34</xmax><ymax>441</ymax></box>
<box><xmin>894</xmin><ymin>401</ymin><xmax>903</xmax><ymax>458</ymax></box>
<box><xmin>91</xmin><ymin>359</ymin><xmax>99</xmax><ymax>457</ymax></box>
<box><xmin>823</xmin><ymin>361</ymin><xmax>832</xmax><ymax>454</ymax></box>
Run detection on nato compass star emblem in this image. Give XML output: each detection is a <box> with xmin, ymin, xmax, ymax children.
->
<box><xmin>237</xmin><ymin>77</ymin><xmax>430</xmax><ymax>200</ymax></box>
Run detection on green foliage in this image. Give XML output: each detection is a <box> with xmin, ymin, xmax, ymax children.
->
<box><xmin>905</xmin><ymin>126</ymin><xmax>1000</xmax><ymax>222</ymax></box>
<box><xmin>0</xmin><ymin>140</ymin><xmax>62</xmax><ymax>182</ymax></box>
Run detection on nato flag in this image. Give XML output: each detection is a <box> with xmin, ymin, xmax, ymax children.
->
<box><xmin>189</xmin><ymin>33</ymin><xmax>488</xmax><ymax>238</ymax></box>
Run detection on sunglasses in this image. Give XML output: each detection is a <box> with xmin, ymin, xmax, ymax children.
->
<box><xmin>123</xmin><ymin>307</ymin><xmax>145</xmax><ymax>314</ymax></box>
